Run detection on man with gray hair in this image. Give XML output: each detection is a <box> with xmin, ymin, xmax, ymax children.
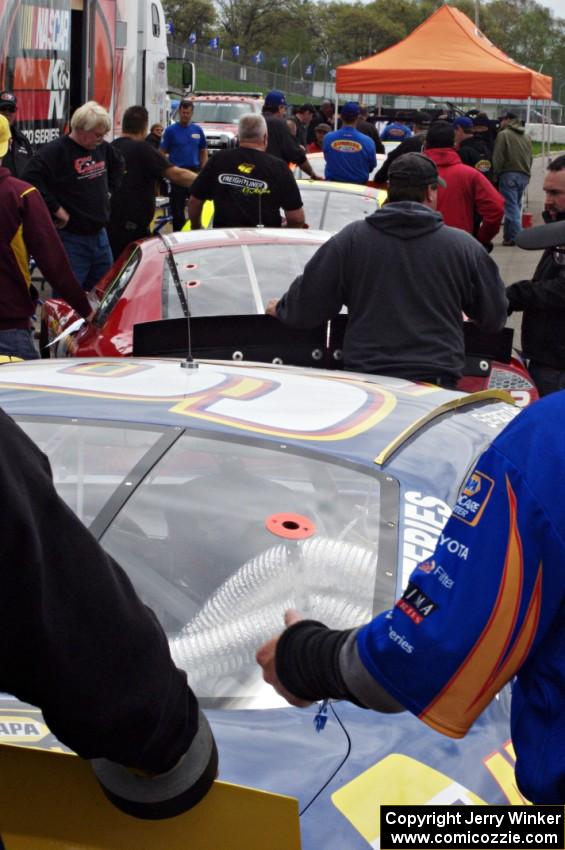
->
<box><xmin>24</xmin><ymin>101</ymin><xmax>124</xmax><ymax>290</ymax></box>
<box><xmin>188</xmin><ymin>113</ymin><xmax>304</xmax><ymax>229</ymax></box>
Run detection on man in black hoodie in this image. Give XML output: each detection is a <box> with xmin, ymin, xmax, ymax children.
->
<box><xmin>266</xmin><ymin>152</ymin><xmax>507</xmax><ymax>386</ymax></box>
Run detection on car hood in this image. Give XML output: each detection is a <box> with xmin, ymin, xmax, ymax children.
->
<box><xmin>2</xmin><ymin>693</ymin><xmax>513</xmax><ymax>849</ymax></box>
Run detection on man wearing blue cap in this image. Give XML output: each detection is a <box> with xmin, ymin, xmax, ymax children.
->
<box><xmin>261</xmin><ymin>90</ymin><xmax>319</xmax><ymax>180</ymax></box>
<box><xmin>453</xmin><ymin>115</ymin><xmax>493</xmax><ymax>180</ymax></box>
<box><xmin>323</xmin><ymin>102</ymin><xmax>376</xmax><ymax>184</ymax></box>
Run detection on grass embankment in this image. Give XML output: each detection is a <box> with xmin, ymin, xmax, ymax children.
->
<box><xmin>532</xmin><ymin>141</ymin><xmax>565</xmax><ymax>156</ymax></box>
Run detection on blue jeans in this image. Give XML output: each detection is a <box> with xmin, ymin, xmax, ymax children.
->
<box><xmin>59</xmin><ymin>228</ymin><xmax>114</xmax><ymax>292</ymax></box>
<box><xmin>498</xmin><ymin>171</ymin><xmax>529</xmax><ymax>242</ymax></box>
<box><xmin>0</xmin><ymin>328</ymin><xmax>39</xmax><ymax>360</ymax></box>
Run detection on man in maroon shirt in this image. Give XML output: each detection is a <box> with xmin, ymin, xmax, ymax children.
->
<box><xmin>0</xmin><ymin>114</ymin><xmax>93</xmax><ymax>359</ymax></box>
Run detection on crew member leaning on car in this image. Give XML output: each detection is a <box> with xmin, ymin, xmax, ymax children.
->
<box><xmin>188</xmin><ymin>113</ymin><xmax>305</xmax><ymax>230</ymax></box>
<box><xmin>257</xmin><ymin>389</ymin><xmax>565</xmax><ymax>805</ymax></box>
<box><xmin>0</xmin><ymin>114</ymin><xmax>93</xmax><ymax>360</ymax></box>
<box><xmin>0</xmin><ymin>407</ymin><xmax>218</xmax><ymax>818</ymax></box>
<box><xmin>266</xmin><ymin>152</ymin><xmax>507</xmax><ymax>387</ymax></box>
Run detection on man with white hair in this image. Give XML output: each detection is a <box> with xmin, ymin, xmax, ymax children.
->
<box><xmin>188</xmin><ymin>113</ymin><xmax>304</xmax><ymax>229</ymax></box>
<box><xmin>24</xmin><ymin>101</ymin><xmax>124</xmax><ymax>290</ymax></box>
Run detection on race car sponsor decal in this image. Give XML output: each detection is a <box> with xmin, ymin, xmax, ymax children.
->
<box><xmin>470</xmin><ymin>405</ymin><xmax>518</xmax><ymax>430</ymax></box>
<box><xmin>0</xmin><ymin>362</ymin><xmax>398</xmax><ymax>442</ymax></box>
<box><xmin>452</xmin><ymin>470</ymin><xmax>494</xmax><ymax>526</ymax></box>
<box><xmin>401</xmin><ymin>491</ymin><xmax>451</xmax><ymax>587</ymax></box>
<box><xmin>0</xmin><ymin>713</ymin><xmax>49</xmax><ymax>744</ymax></box>
<box><xmin>396</xmin><ymin>582</ymin><xmax>439</xmax><ymax>624</ymax></box>
<box><xmin>331</xmin><ymin>755</ymin><xmax>485</xmax><ymax>849</ymax></box>
<box><xmin>330</xmin><ymin>139</ymin><xmax>363</xmax><ymax>153</ymax></box>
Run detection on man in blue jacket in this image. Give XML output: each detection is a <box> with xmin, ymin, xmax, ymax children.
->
<box><xmin>257</xmin><ymin>390</ymin><xmax>565</xmax><ymax>805</ymax></box>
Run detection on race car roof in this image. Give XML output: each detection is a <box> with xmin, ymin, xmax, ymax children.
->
<box><xmin>0</xmin><ymin>359</ymin><xmax>514</xmax><ymax>470</ymax></box>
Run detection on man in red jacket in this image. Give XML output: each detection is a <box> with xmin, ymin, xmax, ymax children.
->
<box><xmin>0</xmin><ymin>114</ymin><xmax>93</xmax><ymax>359</ymax></box>
<box><xmin>424</xmin><ymin>121</ymin><xmax>503</xmax><ymax>252</ymax></box>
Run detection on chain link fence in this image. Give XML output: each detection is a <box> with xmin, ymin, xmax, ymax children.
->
<box><xmin>167</xmin><ymin>42</ymin><xmax>335</xmax><ymax>103</ymax></box>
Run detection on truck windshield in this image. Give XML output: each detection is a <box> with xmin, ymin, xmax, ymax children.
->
<box><xmin>192</xmin><ymin>102</ymin><xmax>256</xmax><ymax>124</ymax></box>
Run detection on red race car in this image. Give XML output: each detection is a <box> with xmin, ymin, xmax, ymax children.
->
<box><xmin>41</xmin><ymin>227</ymin><xmax>538</xmax><ymax>407</ymax></box>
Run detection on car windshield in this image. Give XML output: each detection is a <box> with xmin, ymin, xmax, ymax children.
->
<box><xmin>163</xmin><ymin>242</ymin><xmax>323</xmax><ymax>316</ymax></box>
<box><xmin>192</xmin><ymin>102</ymin><xmax>257</xmax><ymax>124</ymax></box>
<box><xmin>97</xmin><ymin>432</ymin><xmax>397</xmax><ymax>708</ymax></box>
<box><xmin>300</xmin><ymin>187</ymin><xmax>378</xmax><ymax>231</ymax></box>
<box><xmin>16</xmin><ymin>419</ymin><xmax>164</xmax><ymax>527</ymax></box>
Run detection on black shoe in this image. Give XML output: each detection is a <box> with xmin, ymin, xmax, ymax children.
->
<box><xmin>502</xmin><ymin>239</ymin><xmax>516</xmax><ymax>246</ymax></box>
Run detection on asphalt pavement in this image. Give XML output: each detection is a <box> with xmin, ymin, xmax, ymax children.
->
<box><xmin>493</xmin><ymin>154</ymin><xmax>548</xmax><ymax>348</ymax></box>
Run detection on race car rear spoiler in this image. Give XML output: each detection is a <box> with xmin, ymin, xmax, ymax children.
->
<box><xmin>132</xmin><ymin>315</ymin><xmax>513</xmax><ymax>372</ymax></box>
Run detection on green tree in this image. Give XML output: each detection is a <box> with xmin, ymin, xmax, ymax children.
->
<box><xmin>163</xmin><ymin>0</ymin><xmax>217</xmax><ymax>43</ymax></box>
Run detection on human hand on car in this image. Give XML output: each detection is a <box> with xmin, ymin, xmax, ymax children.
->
<box><xmin>256</xmin><ymin>609</ymin><xmax>313</xmax><ymax>707</ymax></box>
<box><xmin>265</xmin><ymin>298</ymin><xmax>279</xmax><ymax>317</ymax></box>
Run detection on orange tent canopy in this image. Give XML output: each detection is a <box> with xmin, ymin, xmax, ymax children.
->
<box><xmin>336</xmin><ymin>5</ymin><xmax>552</xmax><ymax>100</ymax></box>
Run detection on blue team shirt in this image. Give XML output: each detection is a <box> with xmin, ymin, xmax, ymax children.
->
<box><xmin>160</xmin><ymin>121</ymin><xmax>206</xmax><ymax>169</ymax></box>
<box><xmin>323</xmin><ymin>127</ymin><xmax>377</xmax><ymax>184</ymax></box>
<box><xmin>356</xmin><ymin>391</ymin><xmax>565</xmax><ymax>804</ymax></box>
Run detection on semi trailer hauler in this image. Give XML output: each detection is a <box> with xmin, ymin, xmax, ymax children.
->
<box><xmin>0</xmin><ymin>0</ymin><xmax>169</xmax><ymax>145</ymax></box>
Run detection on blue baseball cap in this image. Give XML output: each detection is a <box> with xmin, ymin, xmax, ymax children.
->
<box><xmin>452</xmin><ymin>116</ymin><xmax>474</xmax><ymax>131</ymax></box>
<box><xmin>341</xmin><ymin>101</ymin><xmax>361</xmax><ymax>118</ymax></box>
<box><xmin>264</xmin><ymin>90</ymin><xmax>287</xmax><ymax>108</ymax></box>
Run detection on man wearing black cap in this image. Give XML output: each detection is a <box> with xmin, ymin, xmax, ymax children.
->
<box><xmin>0</xmin><ymin>91</ymin><xmax>33</xmax><ymax>178</ymax></box>
<box><xmin>160</xmin><ymin>99</ymin><xmax>208</xmax><ymax>230</ymax></box>
<box><xmin>492</xmin><ymin>111</ymin><xmax>532</xmax><ymax>246</ymax></box>
<box><xmin>373</xmin><ymin>111</ymin><xmax>431</xmax><ymax>185</ymax></box>
<box><xmin>261</xmin><ymin>90</ymin><xmax>319</xmax><ymax>180</ymax></box>
<box><xmin>266</xmin><ymin>152</ymin><xmax>507</xmax><ymax>386</ymax></box>
<box><xmin>323</xmin><ymin>101</ymin><xmax>376</xmax><ymax>184</ymax></box>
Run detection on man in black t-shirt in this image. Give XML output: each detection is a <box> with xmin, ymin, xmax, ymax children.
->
<box><xmin>23</xmin><ymin>101</ymin><xmax>124</xmax><ymax>291</ymax></box>
<box><xmin>187</xmin><ymin>113</ymin><xmax>305</xmax><ymax>230</ymax></box>
<box><xmin>108</xmin><ymin>106</ymin><xmax>196</xmax><ymax>258</ymax></box>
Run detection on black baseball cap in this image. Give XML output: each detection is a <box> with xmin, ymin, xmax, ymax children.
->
<box><xmin>0</xmin><ymin>91</ymin><xmax>17</xmax><ymax>111</ymax></box>
<box><xmin>388</xmin><ymin>152</ymin><xmax>446</xmax><ymax>188</ymax></box>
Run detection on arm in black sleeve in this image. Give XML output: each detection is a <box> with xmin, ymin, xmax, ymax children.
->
<box><xmin>276</xmin><ymin>235</ymin><xmax>346</xmax><ymax>327</ymax></box>
<box><xmin>22</xmin><ymin>188</ymin><xmax>91</xmax><ymax>318</ymax></box>
<box><xmin>276</xmin><ymin>621</ymin><xmax>403</xmax><ymax>712</ymax></box>
<box><xmin>22</xmin><ymin>150</ymin><xmax>61</xmax><ymax>215</ymax></box>
<box><xmin>277</xmin><ymin>121</ymin><xmax>308</xmax><ymax>166</ymax></box>
<box><xmin>0</xmin><ymin>410</ymin><xmax>216</xmax><ymax>817</ymax></box>
<box><xmin>107</xmin><ymin>142</ymin><xmax>125</xmax><ymax>195</ymax></box>
<box><xmin>506</xmin><ymin>270</ymin><xmax>565</xmax><ymax>312</ymax></box>
<box><xmin>276</xmin><ymin>621</ymin><xmax>357</xmax><ymax>701</ymax></box>
<box><xmin>462</xmin><ymin>245</ymin><xmax>508</xmax><ymax>332</ymax></box>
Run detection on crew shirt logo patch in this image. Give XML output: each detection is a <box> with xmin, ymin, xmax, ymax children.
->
<box><xmin>330</xmin><ymin>140</ymin><xmax>362</xmax><ymax>153</ymax></box>
<box><xmin>396</xmin><ymin>582</ymin><xmax>438</xmax><ymax>624</ymax></box>
<box><xmin>218</xmin><ymin>173</ymin><xmax>268</xmax><ymax>191</ymax></box>
<box><xmin>452</xmin><ymin>470</ymin><xmax>495</xmax><ymax>526</ymax></box>
<box><xmin>237</xmin><ymin>162</ymin><xmax>255</xmax><ymax>174</ymax></box>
